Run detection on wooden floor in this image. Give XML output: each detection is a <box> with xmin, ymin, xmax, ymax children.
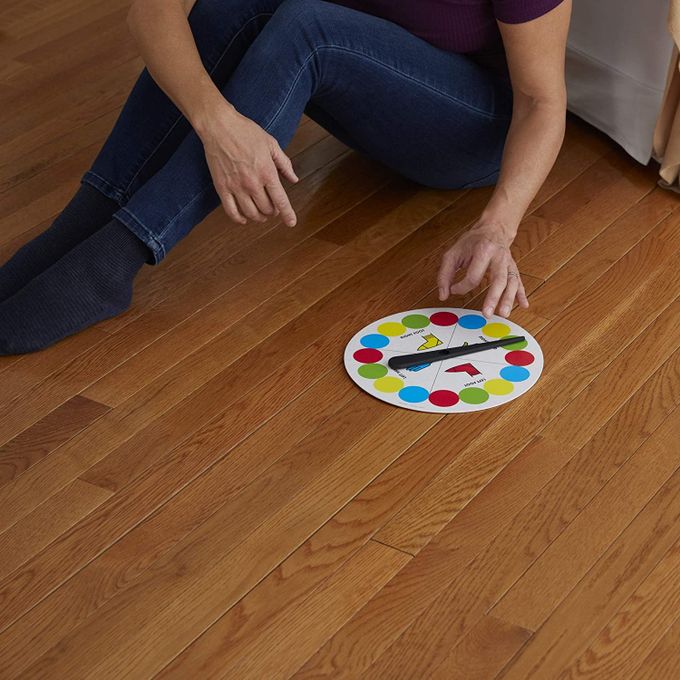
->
<box><xmin>2</xmin><ymin>2</ymin><xmax>680</xmax><ymax>678</ymax></box>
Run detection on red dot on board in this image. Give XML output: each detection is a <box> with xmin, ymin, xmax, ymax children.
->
<box><xmin>353</xmin><ymin>348</ymin><xmax>383</xmax><ymax>364</ymax></box>
<box><xmin>429</xmin><ymin>390</ymin><xmax>460</xmax><ymax>407</ymax></box>
<box><xmin>430</xmin><ymin>311</ymin><xmax>459</xmax><ymax>327</ymax></box>
<box><xmin>505</xmin><ymin>350</ymin><xmax>534</xmax><ymax>366</ymax></box>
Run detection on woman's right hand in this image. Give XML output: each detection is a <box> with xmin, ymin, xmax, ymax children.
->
<box><xmin>196</xmin><ymin>101</ymin><xmax>299</xmax><ymax>227</ymax></box>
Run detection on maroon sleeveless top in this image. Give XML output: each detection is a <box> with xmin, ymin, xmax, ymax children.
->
<box><xmin>332</xmin><ymin>0</ymin><xmax>564</xmax><ymax>53</ymax></box>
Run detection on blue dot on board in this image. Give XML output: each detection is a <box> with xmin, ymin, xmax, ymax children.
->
<box><xmin>399</xmin><ymin>386</ymin><xmax>430</xmax><ymax>403</ymax></box>
<box><xmin>458</xmin><ymin>314</ymin><xmax>487</xmax><ymax>330</ymax></box>
<box><xmin>500</xmin><ymin>365</ymin><xmax>531</xmax><ymax>382</ymax></box>
<box><xmin>360</xmin><ymin>333</ymin><xmax>389</xmax><ymax>349</ymax></box>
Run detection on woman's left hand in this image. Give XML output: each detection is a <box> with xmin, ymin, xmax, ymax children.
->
<box><xmin>437</xmin><ymin>221</ymin><xmax>530</xmax><ymax>319</ymax></box>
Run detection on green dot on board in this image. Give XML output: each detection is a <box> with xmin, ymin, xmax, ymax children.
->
<box><xmin>401</xmin><ymin>314</ymin><xmax>430</xmax><ymax>329</ymax></box>
<box><xmin>501</xmin><ymin>334</ymin><xmax>528</xmax><ymax>350</ymax></box>
<box><xmin>459</xmin><ymin>387</ymin><xmax>489</xmax><ymax>404</ymax></box>
<box><xmin>358</xmin><ymin>363</ymin><xmax>388</xmax><ymax>379</ymax></box>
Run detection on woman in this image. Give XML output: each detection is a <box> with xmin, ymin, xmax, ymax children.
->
<box><xmin>0</xmin><ymin>0</ymin><xmax>571</xmax><ymax>354</ymax></box>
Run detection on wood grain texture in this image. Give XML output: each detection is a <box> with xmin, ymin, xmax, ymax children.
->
<box><xmin>500</xmin><ymin>417</ymin><xmax>680</xmax><ymax>680</ymax></box>
<box><xmin>0</xmin><ymin>479</ymin><xmax>112</xmax><ymax>581</ymax></box>
<box><xmin>0</xmin><ymin>395</ymin><xmax>109</xmax><ymax>486</ymax></box>
<box><xmin>430</xmin><ymin>615</ymin><xmax>532</xmax><ymax>680</ymax></box>
<box><xmin>636</xmin><ymin>615</ymin><xmax>680</xmax><ymax>680</ymax></box>
<box><xmin>1</xmin><ymin>1</ymin><xmax>679</xmax><ymax>678</ymax></box>
<box><xmin>556</xmin><ymin>537</ymin><xmax>680</xmax><ymax>679</ymax></box>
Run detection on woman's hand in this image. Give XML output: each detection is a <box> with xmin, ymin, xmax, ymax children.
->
<box><xmin>197</xmin><ymin>102</ymin><xmax>299</xmax><ymax>227</ymax></box>
<box><xmin>437</xmin><ymin>221</ymin><xmax>529</xmax><ymax>319</ymax></box>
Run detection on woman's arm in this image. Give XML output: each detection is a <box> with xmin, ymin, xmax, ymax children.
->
<box><xmin>126</xmin><ymin>0</ymin><xmax>221</xmax><ymax>130</ymax></box>
<box><xmin>437</xmin><ymin>0</ymin><xmax>572</xmax><ymax>318</ymax></box>
<box><xmin>126</xmin><ymin>0</ymin><xmax>298</xmax><ymax>226</ymax></box>
<box><xmin>484</xmin><ymin>0</ymin><xmax>571</xmax><ymax>234</ymax></box>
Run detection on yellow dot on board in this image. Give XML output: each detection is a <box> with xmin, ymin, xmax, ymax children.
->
<box><xmin>482</xmin><ymin>322</ymin><xmax>512</xmax><ymax>338</ymax></box>
<box><xmin>377</xmin><ymin>322</ymin><xmax>406</xmax><ymax>337</ymax></box>
<box><xmin>484</xmin><ymin>379</ymin><xmax>514</xmax><ymax>396</ymax></box>
<box><xmin>374</xmin><ymin>376</ymin><xmax>404</xmax><ymax>393</ymax></box>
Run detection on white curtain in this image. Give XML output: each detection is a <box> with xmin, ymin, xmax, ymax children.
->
<box><xmin>654</xmin><ymin>1</ymin><xmax>680</xmax><ymax>190</ymax></box>
<box><xmin>565</xmin><ymin>0</ymin><xmax>674</xmax><ymax>165</ymax></box>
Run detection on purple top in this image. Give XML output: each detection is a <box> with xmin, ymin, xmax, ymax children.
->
<box><xmin>333</xmin><ymin>0</ymin><xmax>564</xmax><ymax>53</ymax></box>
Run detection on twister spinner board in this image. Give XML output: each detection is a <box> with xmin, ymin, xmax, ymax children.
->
<box><xmin>344</xmin><ymin>308</ymin><xmax>543</xmax><ymax>413</ymax></box>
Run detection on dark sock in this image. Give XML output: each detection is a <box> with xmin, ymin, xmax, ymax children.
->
<box><xmin>0</xmin><ymin>219</ymin><xmax>149</xmax><ymax>355</ymax></box>
<box><xmin>0</xmin><ymin>183</ymin><xmax>119</xmax><ymax>301</ymax></box>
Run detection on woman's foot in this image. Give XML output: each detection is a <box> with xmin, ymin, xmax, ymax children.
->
<box><xmin>0</xmin><ymin>183</ymin><xmax>119</xmax><ymax>302</ymax></box>
<box><xmin>0</xmin><ymin>219</ymin><xmax>149</xmax><ymax>355</ymax></box>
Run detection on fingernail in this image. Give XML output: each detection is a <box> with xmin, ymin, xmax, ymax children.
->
<box><xmin>483</xmin><ymin>307</ymin><xmax>492</xmax><ymax>317</ymax></box>
<box><xmin>500</xmin><ymin>306</ymin><xmax>509</xmax><ymax>316</ymax></box>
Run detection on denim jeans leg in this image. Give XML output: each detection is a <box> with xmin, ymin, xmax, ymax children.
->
<box><xmin>115</xmin><ymin>0</ymin><xmax>513</xmax><ymax>263</ymax></box>
<box><xmin>82</xmin><ymin>0</ymin><xmax>285</xmax><ymax>207</ymax></box>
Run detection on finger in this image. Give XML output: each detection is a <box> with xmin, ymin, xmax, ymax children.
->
<box><xmin>236</xmin><ymin>193</ymin><xmax>267</xmax><ymax>222</ymax></box>
<box><xmin>498</xmin><ymin>274</ymin><xmax>519</xmax><ymax>318</ymax></box>
<box><xmin>271</xmin><ymin>144</ymin><xmax>299</xmax><ymax>183</ymax></box>
<box><xmin>448</xmin><ymin>250</ymin><xmax>492</xmax><ymax>296</ymax></box>
<box><xmin>251</xmin><ymin>186</ymin><xmax>276</xmax><ymax>217</ymax></box>
<box><xmin>437</xmin><ymin>251</ymin><xmax>460</xmax><ymax>301</ymax></box>
<box><xmin>221</xmin><ymin>193</ymin><xmax>246</xmax><ymax>225</ymax></box>
<box><xmin>481</xmin><ymin>262</ymin><xmax>508</xmax><ymax>318</ymax></box>
<box><xmin>265</xmin><ymin>179</ymin><xmax>297</xmax><ymax>227</ymax></box>
<box><xmin>517</xmin><ymin>276</ymin><xmax>530</xmax><ymax>308</ymax></box>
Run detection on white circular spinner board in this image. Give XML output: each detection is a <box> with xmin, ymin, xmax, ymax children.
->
<box><xmin>344</xmin><ymin>308</ymin><xmax>543</xmax><ymax>413</ymax></box>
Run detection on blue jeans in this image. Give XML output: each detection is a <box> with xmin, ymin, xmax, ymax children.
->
<box><xmin>83</xmin><ymin>0</ymin><xmax>513</xmax><ymax>264</ymax></box>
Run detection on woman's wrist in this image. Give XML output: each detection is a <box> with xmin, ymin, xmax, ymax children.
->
<box><xmin>470</xmin><ymin>213</ymin><xmax>519</xmax><ymax>248</ymax></box>
<box><xmin>188</xmin><ymin>80</ymin><xmax>238</xmax><ymax>140</ymax></box>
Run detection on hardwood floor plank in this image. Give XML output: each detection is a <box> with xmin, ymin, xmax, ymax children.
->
<box><xmin>0</xmin><ymin>395</ymin><xmax>109</xmax><ymax>488</ymax></box>
<box><xmin>557</xmin><ymin>537</ymin><xmax>680</xmax><ymax>679</ymax></box>
<box><xmin>151</xmin><ymin>436</ymin><xmax>554</xmax><ymax>679</ymax></box>
<box><xmin>429</xmin><ymin>615</ymin><xmax>531</xmax><ymax>680</ymax></box>
<box><xmin>0</xmin><ymin>2</ymin><xmax>131</xmax><ymax>62</ymax></box>
<box><xmin>0</xmin><ymin>327</ymin><xmax>109</xmax><ymax>403</ymax></box>
<box><xmin>362</xmin><ymin>403</ymin><xmax>680</xmax><ymax>677</ymax></box>
<box><xmin>490</xmin><ymin>351</ymin><xmax>680</xmax><ymax>630</ymax></box>
<box><xmin>636</xmin><ymin>615</ymin><xmax>680</xmax><ymax>680</ymax></box>
<box><xmin>500</xmin><ymin>421</ymin><xmax>680</xmax><ymax>680</ymax></box>
<box><xmin>172</xmin><ymin>541</ymin><xmax>410</xmax><ymax>680</ymax></box>
<box><xmin>0</xmin><ymin>479</ymin><xmax>111</xmax><ymax>581</ymax></box>
<box><xmin>520</xmin><ymin>154</ymin><xmax>655</xmax><ymax>280</ymax></box>
<box><xmin>526</xmin><ymin>188</ymin><xmax>677</xmax><ymax>319</ymax></box>
<box><xmin>0</xmin><ymin>56</ymin><xmax>142</xmax><ymax>148</ymax></box>
<box><xmin>0</xmin><ymin>366</ymin><xmax>358</xmax><ymax>677</ymax></box>
<box><xmin>0</xmin><ymin>110</ymin><xmax>119</xmax><ymax>193</ymax></box>
<box><xmin>16</xmin><ymin>411</ymin><xmax>433</xmax><ymax>678</ymax></box>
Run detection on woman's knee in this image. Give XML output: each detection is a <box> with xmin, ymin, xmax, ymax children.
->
<box><xmin>266</xmin><ymin>0</ymin><xmax>345</xmax><ymax>47</ymax></box>
<box><xmin>190</xmin><ymin>0</ymin><xmax>277</xmax><ymax>19</ymax></box>
<box><xmin>188</xmin><ymin>0</ymin><xmax>284</xmax><ymax>36</ymax></box>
